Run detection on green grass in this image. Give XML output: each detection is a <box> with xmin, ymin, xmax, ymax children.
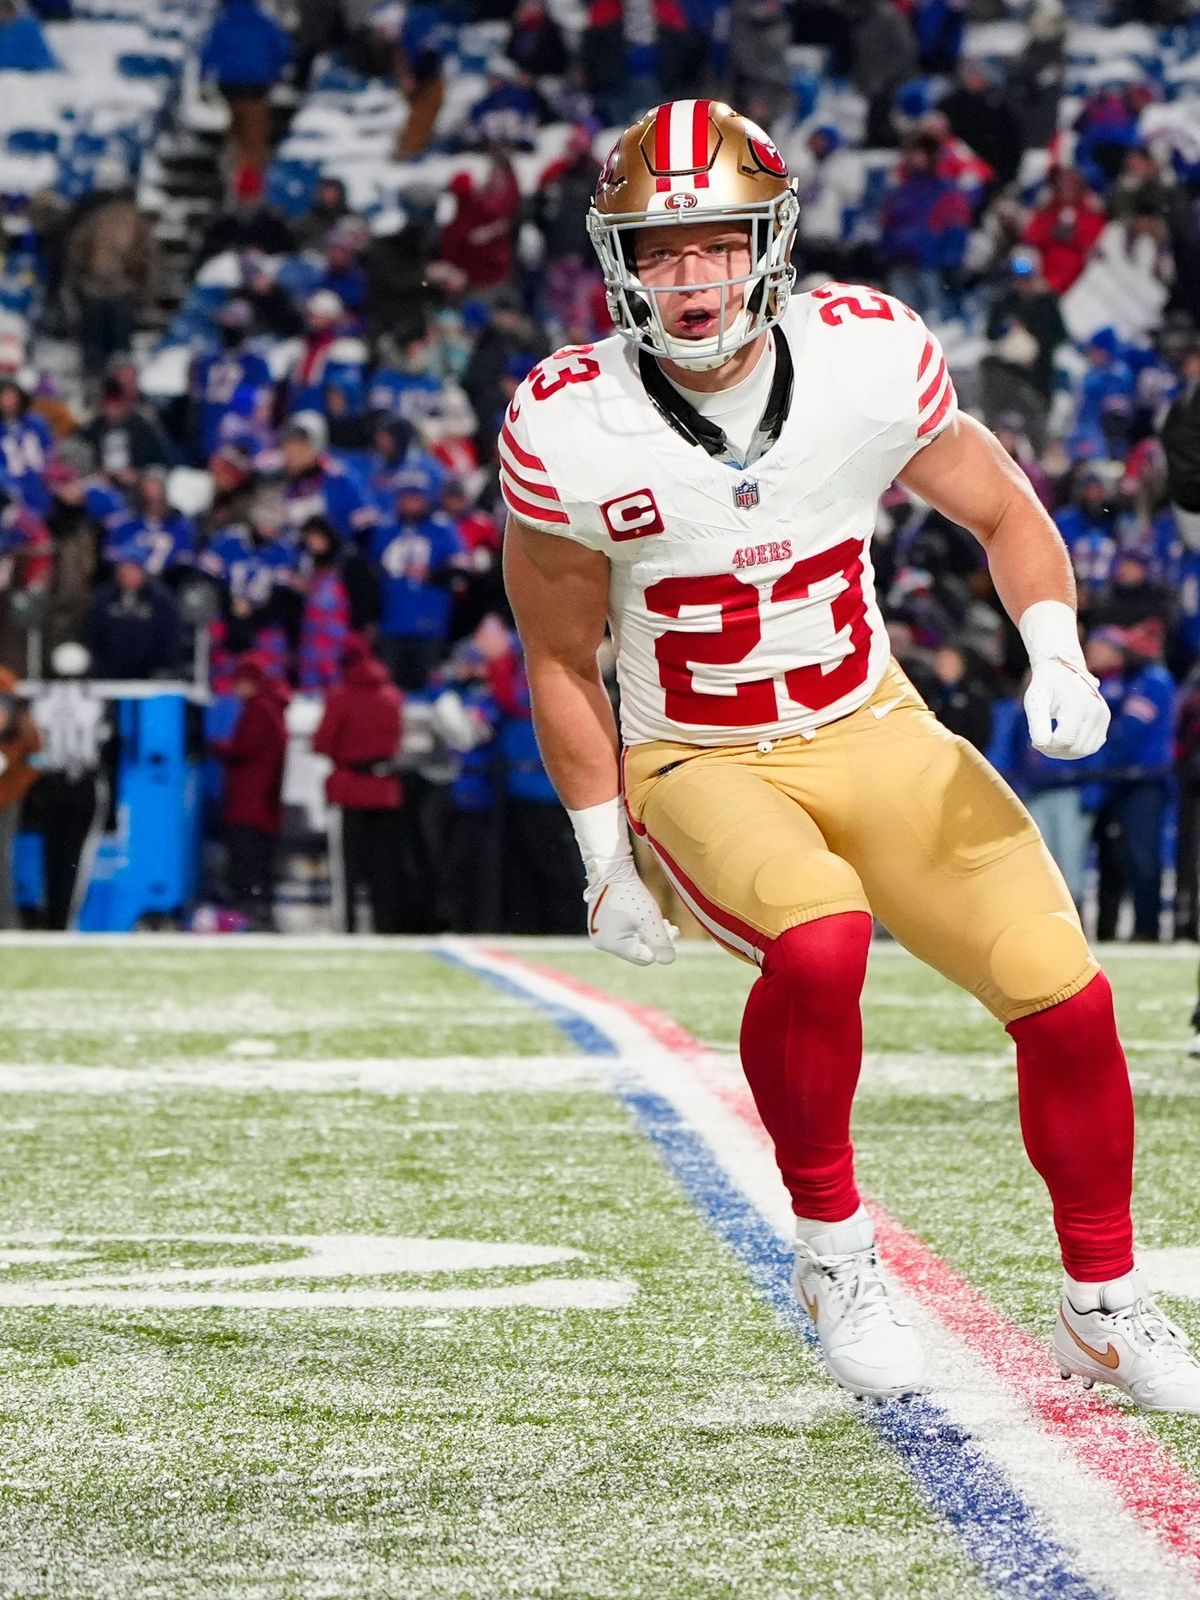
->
<box><xmin>0</xmin><ymin>940</ymin><xmax>1197</xmax><ymax>1596</ymax></box>
<box><xmin>0</xmin><ymin>943</ymin><xmax>991</xmax><ymax>1600</ymax></box>
<box><xmin>542</xmin><ymin>941</ymin><xmax>1200</xmax><ymax>1472</ymax></box>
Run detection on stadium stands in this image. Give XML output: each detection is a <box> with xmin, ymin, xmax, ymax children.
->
<box><xmin>0</xmin><ymin>0</ymin><xmax>1195</xmax><ymax>939</ymax></box>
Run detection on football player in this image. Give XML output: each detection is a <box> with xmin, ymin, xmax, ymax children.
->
<box><xmin>501</xmin><ymin>100</ymin><xmax>1200</xmax><ymax>1411</ymax></box>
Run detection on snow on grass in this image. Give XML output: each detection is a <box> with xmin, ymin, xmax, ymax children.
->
<box><xmin>0</xmin><ymin>945</ymin><xmax>988</xmax><ymax>1600</ymax></box>
<box><xmin>0</xmin><ymin>1055</ymin><xmax>599</xmax><ymax>1095</ymax></box>
<box><xmin>0</xmin><ymin>942</ymin><xmax>1197</xmax><ymax>1598</ymax></box>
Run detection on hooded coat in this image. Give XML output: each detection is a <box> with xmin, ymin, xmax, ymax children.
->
<box><xmin>312</xmin><ymin>642</ymin><xmax>403</xmax><ymax>809</ymax></box>
<box><xmin>214</xmin><ymin>662</ymin><xmax>289</xmax><ymax>835</ymax></box>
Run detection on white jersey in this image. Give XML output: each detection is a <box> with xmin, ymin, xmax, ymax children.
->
<box><xmin>499</xmin><ymin>285</ymin><xmax>958</xmax><ymax>747</ymax></box>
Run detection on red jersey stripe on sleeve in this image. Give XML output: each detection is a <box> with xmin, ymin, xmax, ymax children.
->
<box><xmin>499</xmin><ymin>456</ymin><xmax>562</xmax><ymax>502</ymax></box>
<box><xmin>499</xmin><ymin>462</ymin><xmax>563</xmax><ymax>513</ymax></box>
<box><xmin>917</xmin><ymin>334</ymin><xmax>936</xmax><ymax>382</ymax></box>
<box><xmin>917</xmin><ymin>376</ymin><xmax>956</xmax><ymax>438</ymax></box>
<box><xmin>499</xmin><ymin>422</ymin><xmax>548</xmax><ymax>474</ymax></box>
<box><xmin>498</xmin><ymin>433</ymin><xmax>562</xmax><ymax>498</ymax></box>
<box><xmin>500</xmin><ymin>478</ymin><xmax>570</xmax><ymax>526</ymax></box>
<box><xmin>918</xmin><ymin>355</ymin><xmax>947</xmax><ymax>415</ymax></box>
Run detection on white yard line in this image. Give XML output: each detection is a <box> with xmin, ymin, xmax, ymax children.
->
<box><xmin>0</xmin><ymin>1056</ymin><xmax>602</xmax><ymax>1094</ymax></box>
<box><xmin>0</xmin><ymin>1279</ymin><xmax>637</xmax><ymax>1311</ymax></box>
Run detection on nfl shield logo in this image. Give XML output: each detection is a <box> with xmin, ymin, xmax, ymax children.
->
<box><xmin>733</xmin><ymin>478</ymin><xmax>760</xmax><ymax>510</ymax></box>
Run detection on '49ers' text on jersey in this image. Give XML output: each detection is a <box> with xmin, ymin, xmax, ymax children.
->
<box><xmin>499</xmin><ymin>285</ymin><xmax>958</xmax><ymax>747</ymax></box>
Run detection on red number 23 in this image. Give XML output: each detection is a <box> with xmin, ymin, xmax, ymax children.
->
<box><xmin>644</xmin><ymin>540</ymin><xmax>870</xmax><ymax>727</ymax></box>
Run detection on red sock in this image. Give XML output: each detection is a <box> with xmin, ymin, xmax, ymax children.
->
<box><xmin>1006</xmin><ymin>972</ymin><xmax>1134</xmax><ymax>1283</ymax></box>
<box><xmin>739</xmin><ymin>912</ymin><xmax>872</xmax><ymax>1219</ymax></box>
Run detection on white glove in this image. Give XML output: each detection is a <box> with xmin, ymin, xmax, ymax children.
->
<box><xmin>585</xmin><ymin>857</ymin><xmax>678</xmax><ymax>966</ymax></box>
<box><xmin>1019</xmin><ymin>599</ymin><xmax>1110</xmax><ymax>760</ymax></box>
<box><xmin>569</xmin><ymin>797</ymin><xmax>677</xmax><ymax>967</ymax></box>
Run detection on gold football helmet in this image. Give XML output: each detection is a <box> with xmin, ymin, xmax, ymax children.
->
<box><xmin>587</xmin><ymin>99</ymin><xmax>799</xmax><ymax>371</ymax></box>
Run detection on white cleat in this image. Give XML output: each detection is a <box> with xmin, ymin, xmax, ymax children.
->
<box><xmin>1055</xmin><ymin>1270</ymin><xmax>1200</xmax><ymax>1413</ymax></box>
<box><xmin>793</xmin><ymin>1214</ymin><xmax>926</xmax><ymax>1401</ymax></box>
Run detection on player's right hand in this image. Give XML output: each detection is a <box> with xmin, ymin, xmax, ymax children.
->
<box><xmin>584</xmin><ymin>860</ymin><xmax>678</xmax><ymax>966</ymax></box>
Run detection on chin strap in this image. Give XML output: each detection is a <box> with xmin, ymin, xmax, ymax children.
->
<box><xmin>637</xmin><ymin>329</ymin><xmax>794</xmax><ymax>468</ymax></box>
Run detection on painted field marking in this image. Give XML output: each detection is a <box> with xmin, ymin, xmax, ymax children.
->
<box><xmin>443</xmin><ymin>945</ymin><xmax>1163</xmax><ymax>1600</ymax></box>
<box><xmin>0</xmin><ymin>1055</ymin><xmax>600</xmax><ymax>1095</ymax></box>
<box><xmin>0</xmin><ymin>1233</ymin><xmax>636</xmax><ymax>1312</ymax></box>
<box><xmin>492</xmin><ymin>951</ymin><xmax>1200</xmax><ymax>1597</ymax></box>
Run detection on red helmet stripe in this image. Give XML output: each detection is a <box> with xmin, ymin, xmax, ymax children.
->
<box><xmin>653</xmin><ymin>103</ymin><xmax>673</xmax><ymax>192</ymax></box>
<box><xmin>692</xmin><ymin>99</ymin><xmax>711</xmax><ymax>188</ymax></box>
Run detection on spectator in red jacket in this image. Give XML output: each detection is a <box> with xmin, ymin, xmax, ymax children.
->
<box><xmin>1022</xmin><ymin>168</ymin><xmax>1106</xmax><ymax>296</ymax></box>
<box><xmin>312</xmin><ymin>634</ymin><xmax>405</xmax><ymax>933</ymax></box>
<box><xmin>438</xmin><ymin>154</ymin><xmax>522</xmax><ymax>292</ymax></box>
<box><xmin>212</xmin><ymin>652</ymin><xmax>289</xmax><ymax>930</ymax></box>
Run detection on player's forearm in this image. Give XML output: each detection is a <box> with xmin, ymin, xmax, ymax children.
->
<box><xmin>525</xmin><ymin>654</ymin><xmax>621</xmax><ymax>810</ymax></box>
<box><xmin>985</xmin><ymin>493</ymin><xmax>1078</xmax><ymax>629</ymax></box>
<box><xmin>985</xmin><ymin>497</ymin><xmax>1091</xmax><ymax>673</ymax></box>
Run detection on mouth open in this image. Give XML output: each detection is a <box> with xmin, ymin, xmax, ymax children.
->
<box><xmin>677</xmin><ymin>307</ymin><xmax>719</xmax><ymax>338</ymax></box>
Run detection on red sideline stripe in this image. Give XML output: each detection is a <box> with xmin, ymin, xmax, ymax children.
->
<box><xmin>692</xmin><ymin>99</ymin><xmax>710</xmax><ymax>188</ymax></box>
<box><xmin>654</xmin><ymin>102</ymin><xmax>672</xmax><ymax>191</ymax></box>
<box><xmin>506</xmin><ymin>954</ymin><xmax>1200</xmax><ymax>1578</ymax></box>
<box><xmin>500</xmin><ymin>480</ymin><xmax>569</xmax><ymax>525</ymax></box>
<box><xmin>918</xmin><ymin>379</ymin><xmax>955</xmax><ymax>438</ymax></box>
<box><xmin>646</xmin><ymin>827</ymin><xmax>770</xmax><ymax>954</ymax></box>
<box><xmin>499</xmin><ymin>455</ymin><xmax>561</xmax><ymax>503</ymax></box>
<box><xmin>500</xmin><ymin>422</ymin><xmax>546</xmax><ymax>473</ymax></box>
<box><xmin>918</xmin><ymin>355</ymin><xmax>947</xmax><ymax>414</ymax></box>
<box><xmin>917</xmin><ymin>334</ymin><xmax>935</xmax><ymax>381</ymax></box>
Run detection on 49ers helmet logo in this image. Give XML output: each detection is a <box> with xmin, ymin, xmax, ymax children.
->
<box><xmin>744</xmin><ymin>123</ymin><xmax>787</xmax><ymax>177</ymax></box>
<box><xmin>664</xmin><ymin>191</ymin><xmax>699</xmax><ymax>211</ymax></box>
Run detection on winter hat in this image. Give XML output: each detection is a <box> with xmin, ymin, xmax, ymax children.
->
<box><xmin>283</xmin><ymin>411</ymin><xmax>329</xmax><ymax>452</ymax></box>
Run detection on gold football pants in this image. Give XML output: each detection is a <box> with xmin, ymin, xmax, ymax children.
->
<box><xmin>622</xmin><ymin>661</ymin><xmax>1098</xmax><ymax>1023</ymax></box>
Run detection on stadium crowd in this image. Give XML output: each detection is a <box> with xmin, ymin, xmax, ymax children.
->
<box><xmin>2</xmin><ymin>0</ymin><xmax>1200</xmax><ymax>937</ymax></box>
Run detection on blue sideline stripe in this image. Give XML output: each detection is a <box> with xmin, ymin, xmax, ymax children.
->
<box><xmin>444</xmin><ymin>952</ymin><xmax>619</xmax><ymax>1057</ymax></box>
<box><xmin>439</xmin><ymin>950</ymin><xmax>1110</xmax><ymax>1600</ymax></box>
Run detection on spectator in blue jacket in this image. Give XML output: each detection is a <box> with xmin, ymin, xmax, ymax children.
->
<box><xmin>280</xmin><ymin>412</ymin><xmax>376</xmax><ymax>543</ymax></box>
<box><xmin>1002</xmin><ymin>698</ymin><xmax>1098</xmax><ymax>912</ymax></box>
<box><xmin>433</xmin><ymin>630</ymin><xmax>506</xmax><ymax>932</ymax></box>
<box><xmin>0</xmin><ymin>373</ymin><xmax>52</xmax><ymax>516</ymax></box>
<box><xmin>1087</xmin><ymin>625</ymin><xmax>1175</xmax><ymax>942</ymax></box>
<box><xmin>880</xmin><ymin>133</ymin><xmax>971</xmax><ymax>321</ymax></box>
<box><xmin>105</xmin><ymin>471</ymin><xmax>195</xmax><ymax>583</ymax></box>
<box><xmin>369</xmin><ymin>466</ymin><xmax>465</xmax><ymax>690</ymax></box>
<box><xmin>367</xmin><ymin>417</ymin><xmax>446</xmax><ymax>516</ymax></box>
<box><xmin>1067</xmin><ymin>328</ymin><xmax>1135</xmax><ymax>462</ymax></box>
<box><xmin>464</xmin><ymin>59</ymin><xmax>543</xmax><ymax>152</ymax></box>
<box><xmin>0</xmin><ymin>1</ymin><xmax>59</xmax><ymax>71</ymax></box>
<box><xmin>84</xmin><ymin>545</ymin><xmax>183</xmax><ymax>680</ymax></box>
<box><xmin>190</xmin><ymin>298</ymin><xmax>273</xmax><ymax>463</ymax></box>
<box><xmin>492</xmin><ymin>642</ymin><xmax>585</xmax><ymax>934</ymax></box>
<box><xmin>1055</xmin><ymin>468</ymin><xmax>1118</xmax><ymax>611</ymax></box>
<box><xmin>200</xmin><ymin>0</ymin><xmax>293</xmax><ymax>179</ymax></box>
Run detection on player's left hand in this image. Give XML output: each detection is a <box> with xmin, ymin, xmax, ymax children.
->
<box><xmin>1024</xmin><ymin>656</ymin><xmax>1109</xmax><ymax>760</ymax></box>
